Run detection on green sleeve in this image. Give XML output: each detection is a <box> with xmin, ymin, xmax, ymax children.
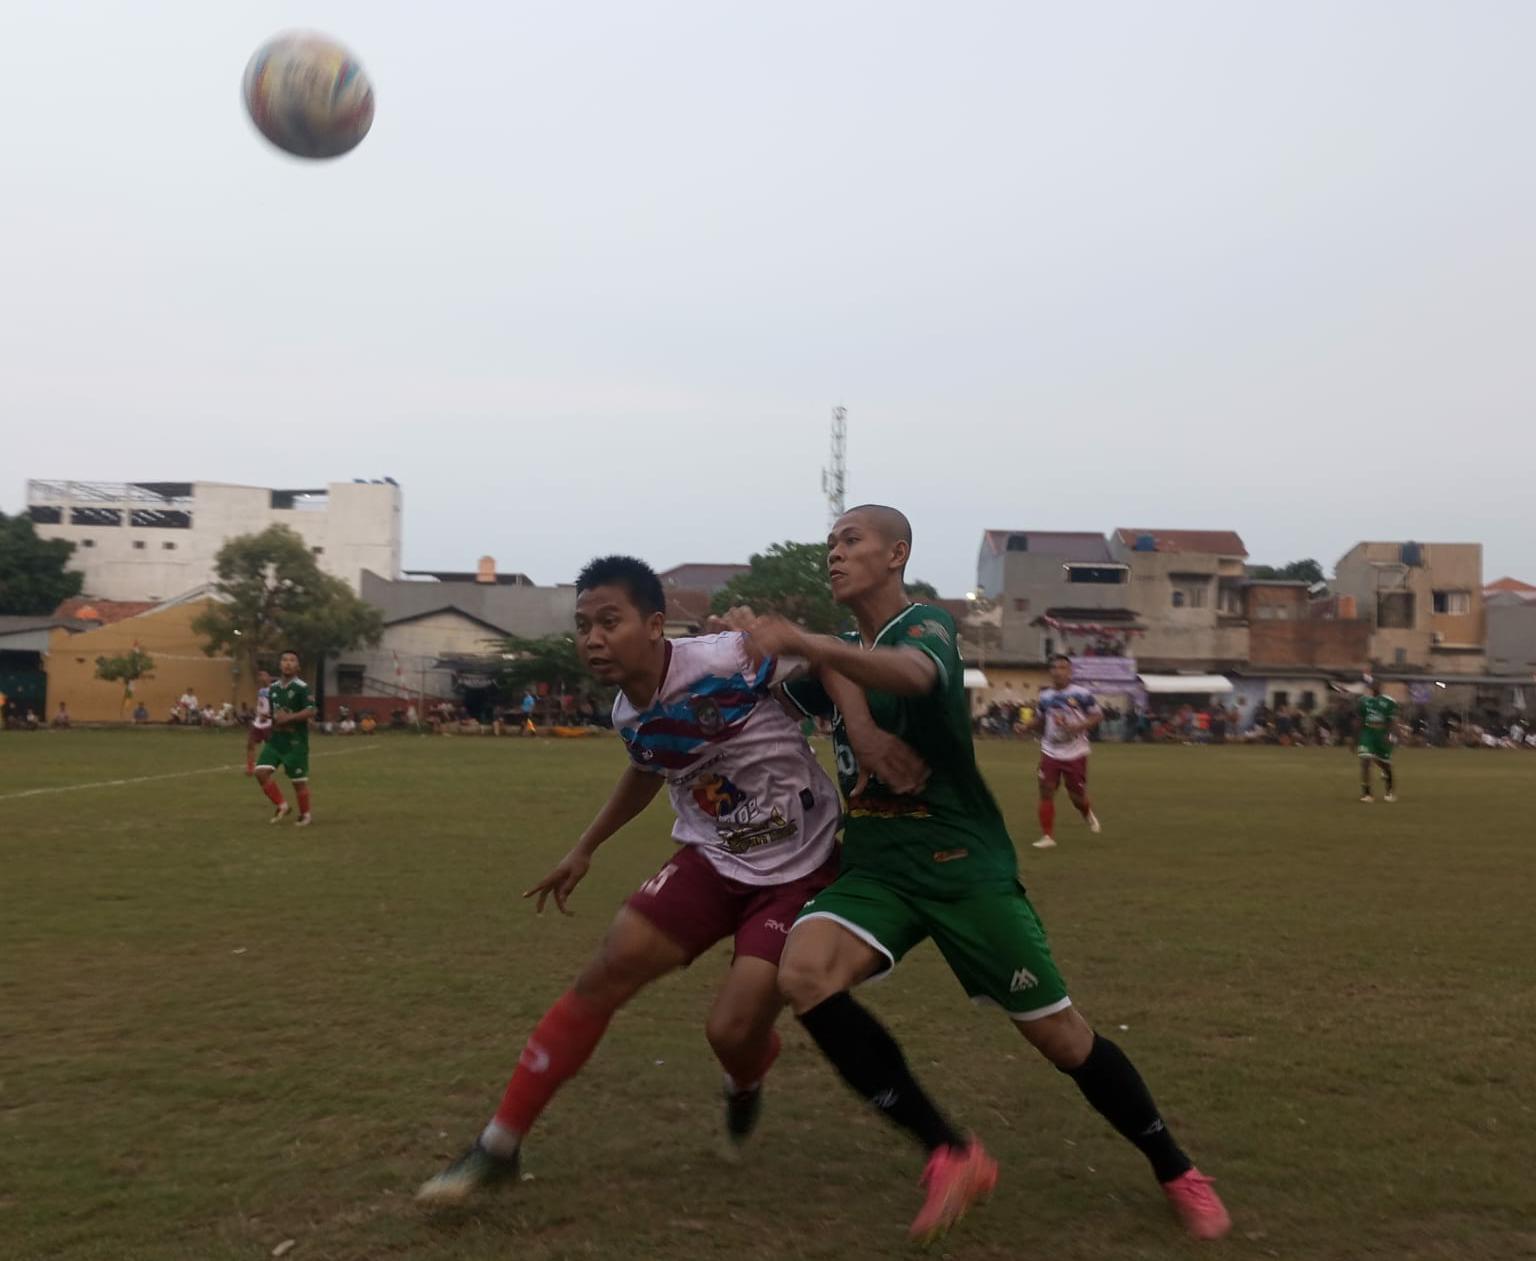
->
<box><xmin>897</xmin><ymin>607</ymin><xmax>962</xmax><ymax>693</ymax></box>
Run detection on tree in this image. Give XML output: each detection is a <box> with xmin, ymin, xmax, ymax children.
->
<box><xmin>1249</xmin><ymin>558</ymin><xmax>1326</xmax><ymax>584</ymax></box>
<box><xmin>193</xmin><ymin>526</ymin><xmax>382</xmax><ymax>711</ymax></box>
<box><xmin>95</xmin><ymin>647</ymin><xmax>155</xmax><ymax>715</ymax></box>
<box><xmin>0</xmin><ymin>511</ymin><xmax>83</xmax><ymax>615</ymax></box>
<box><xmin>904</xmin><ymin>579</ymin><xmax>941</xmax><ymax>601</ymax></box>
<box><xmin>495</xmin><ymin>633</ymin><xmax>592</xmax><ymax>696</ymax></box>
<box><xmin>710</xmin><ymin>542</ymin><xmax>848</xmax><ymax>634</ymax></box>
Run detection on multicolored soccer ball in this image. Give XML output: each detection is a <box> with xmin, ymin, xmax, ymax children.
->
<box><xmin>243</xmin><ymin>32</ymin><xmax>374</xmax><ymax>159</ymax></box>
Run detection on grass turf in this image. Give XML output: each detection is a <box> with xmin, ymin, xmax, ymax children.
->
<box><xmin>2</xmin><ymin>730</ymin><xmax>1532</xmax><ymax>1260</ymax></box>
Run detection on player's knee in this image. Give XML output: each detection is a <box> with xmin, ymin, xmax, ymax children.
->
<box><xmin>705</xmin><ymin>1008</ymin><xmax>759</xmax><ymax>1058</ymax></box>
<box><xmin>1019</xmin><ymin>1007</ymin><xmax>1094</xmax><ymax>1068</ymax></box>
<box><xmin>777</xmin><ymin>951</ymin><xmax>838</xmax><ymax>1013</ymax></box>
<box><xmin>573</xmin><ymin>950</ymin><xmax>651</xmax><ymax>1011</ymax></box>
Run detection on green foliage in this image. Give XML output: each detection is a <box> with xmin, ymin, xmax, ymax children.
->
<box><xmin>192</xmin><ymin>525</ymin><xmax>382</xmax><ymax>673</ymax></box>
<box><xmin>495</xmin><ymin>633</ymin><xmax>595</xmax><ymax>696</ymax></box>
<box><xmin>709</xmin><ymin>541</ymin><xmax>847</xmax><ymax>634</ymax></box>
<box><xmin>94</xmin><ymin>647</ymin><xmax>156</xmax><ymax>698</ymax></box>
<box><xmin>1250</xmin><ymin>558</ymin><xmax>1325</xmax><ymax>584</ymax></box>
<box><xmin>904</xmin><ymin>579</ymin><xmax>941</xmax><ymax>601</ymax></box>
<box><xmin>0</xmin><ymin>512</ymin><xmax>83</xmax><ymax>616</ymax></box>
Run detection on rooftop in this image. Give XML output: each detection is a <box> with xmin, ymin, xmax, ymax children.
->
<box><xmin>981</xmin><ymin>531</ymin><xmax>1112</xmax><ymax>562</ymax></box>
<box><xmin>1114</xmin><ymin>529</ymin><xmax>1248</xmax><ymax>557</ymax></box>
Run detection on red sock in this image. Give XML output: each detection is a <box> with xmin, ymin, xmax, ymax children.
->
<box><xmin>718</xmin><ymin>1027</ymin><xmax>781</xmax><ymax>1092</ymax></box>
<box><xmin>296</xmin><ymin>784</ymin><xmax>311</xmax><ymax>815</ymax></box>
<box><xmin>1038</xmin><ymin>798</ymin><xmax>1056</xmax><ymax>836</ymax></box>
<box><xmin>261</xmin><ymin>779</ymin><xmax>284</xmax><ymax>806</ymax></box>
<box><xmin>492</xmin><ymin>989</ymin><xmax>612</xmax><ymax>1137</ymax></box>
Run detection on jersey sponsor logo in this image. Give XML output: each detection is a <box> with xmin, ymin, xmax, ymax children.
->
<box><xmin>1010</xmin><ymin>967</ymin><xmax>1039</xmax><ymax>993</ymax></box>
<box><xmin>847</xmin><ymin>800</ymin><xmax>932</xmax><ymax>820</ymax></box>
<box><xmin>691</xmin><ymin>696</ymin><xmax>724</xmax><ymax>735</ymax></box>
<box><xmin>692</xmin><ymin>773</ymin><xmax>750</xmax><ymax>819</ymax></box>
<box><xmin>932</xmin><ymin>848</ymin><xmax>969</xmax><ymax>863</ymax></box>
<box><xmin>717</xmin><ymin>808</ymin><xmax>798</xmax><ymax>854</ymax></box>
<box><xmin>908</xmin><ymin>619</ymin><xmax>951</xmax><ymax>646</ymax></box>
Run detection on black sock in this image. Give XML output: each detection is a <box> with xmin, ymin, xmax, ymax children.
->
<box><xmin>797</xmin><ymin>992</ymin><xmax>964</xmax><ymax>1154</ymax></box>
<box><xmin>1064</xmin><ymin>1034</ymin><xmax>1192</xmax><ymax>1183</ymax></box>
<box><xmin>1382</xmin><ymin>762</ymin><xmax>1394</xmax><ymax>793</ymax></box>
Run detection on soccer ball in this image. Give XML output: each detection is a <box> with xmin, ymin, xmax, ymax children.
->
<box><xmin>243</xmin><ymin>32</ymin><xmax>375</xmax><ymax>159</ymax></box>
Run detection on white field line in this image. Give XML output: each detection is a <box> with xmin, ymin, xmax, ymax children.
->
<box><xmin>0</xmin><ymin>743</ymin><xmax>384</xmax><ymax>802</ymax></box>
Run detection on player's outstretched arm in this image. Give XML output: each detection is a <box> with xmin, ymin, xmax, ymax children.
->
<box><xmin>743</xmin><ymin>615</ymin><xmax>936</xmax><ymax>697</ymax></box>
<box><xmin>821</xmin><ymin>669</ymin><xmax>930</xmax><ymax>796</ymax></box>
<box><xmin>525</xmin><ymin>765</ymin><xmax>664</xmax><ymax>915</ymax></box>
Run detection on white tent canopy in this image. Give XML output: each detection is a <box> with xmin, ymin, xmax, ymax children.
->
<box><xmin>962</xmin><ymin>668</ymin><xmax>990</xmax><ymax>689</ymax></box>
<box><xmin>1139</xmin><ymin>673</ymin><xmax>1233</xmax><ymax>695</ymax></box>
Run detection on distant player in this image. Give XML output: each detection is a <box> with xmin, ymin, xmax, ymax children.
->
<box><xmin>753</xmin><ymin>504</ymin><xmax>1229</xmax><ymax>1243</ymax></box>
<box><xmin>253</xmin><ymin>651</ymin><xmax>314</xmax><ymax>826</ymax></box>
<box><xmin>245</xmin><ymin>669</ymin><xmax>273</xmax><ymax>775</ymax></box>
<box><xmin>1356</xmin><ymin>676</ymin><xmax>1399</xmax><ymax>802</ymax></box>
<box><xmin>416</xmin><ymin>555</ymin><xmax>925</xmax><ymax>1205</ymax></box>
<box><xmin>1032</xmin><ymin>653</ymin><xmax>1103</xmax><ymax>849</ymax></box>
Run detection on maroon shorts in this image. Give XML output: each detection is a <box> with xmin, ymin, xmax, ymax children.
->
<box><xmin>625</xmin><ymin>845</ymin><xmax>838</xmax><ymax>965</ymax></box>
<box><xmin>1038</xmin><ymin>754</ymin><xmax>1088</xmax><ymax>796</ymax></box>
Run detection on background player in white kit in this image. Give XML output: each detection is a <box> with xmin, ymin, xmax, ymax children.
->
<box><xmin>418</xmin><ymin>555</ymin><xmax>925</xmax><ymax>1204</ymax></box>
<box><xmin>244</xmin><ymin>668</ymin><xmax>273</xmax><ymax>777</ymax></box>
<box><xmin>1032</xmin><ymin>654</ymin><xmax>1102</xmax><ymax>849</ymax></box>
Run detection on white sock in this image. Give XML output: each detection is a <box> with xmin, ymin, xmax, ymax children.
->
<box><xmin>479</xmin><ymin>1118</ymin><xmax>521</xmax><ymax>1157</ymax></box>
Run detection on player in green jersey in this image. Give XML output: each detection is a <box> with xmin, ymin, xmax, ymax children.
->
<box><xmin>253</xmin><ymin>650</ymin><xmax>316</xmax><ymax>826</ymax></box>
<box><xmin>1356</xmin><ymin>677</ymin><xmax>1399</xmax><ymax>802</ymax></box>
<box><xmin>746</xmin><ymin>505</ymin><xmax>1230</xmax><ymax>1244</ymax></box>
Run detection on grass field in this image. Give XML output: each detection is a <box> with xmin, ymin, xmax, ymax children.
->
<box><xmin>3</xmin><ymin>730</ymin><xmax>1533</xmax><ymax>1261</ymax></box>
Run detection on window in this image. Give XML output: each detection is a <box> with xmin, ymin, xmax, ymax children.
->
<box><xmin>162</xmin><ymin>541</ymin><xmax>176</xmax><ymax>551</ymax></box>
<box><xmin>1217</xmin><ymin>583</ymin><xmax>1243</xmax><ymax>614</ymax></box>
<box><xmin>1273</xmin><ymin>691</ymin><xmax>1290</xmax><ymax>708</ymax></box>
<box><xmin>70</xmin><ymin>507</ymin><xmax>121</xmax><ymax>526</ymax></box>
<box><xmin>1394</xmin><ymin>647</ymin><xmax>1408</xmax><ymax>665</ymax></box>
<box><xmin>1300</xmin><ymin>691</ymin><xmax>1317</xmax><ymax>712</ymax></box>
<box><xmin>132</xmin><ymin>540</ymin><xmax>146</xmax><ymax>550</ymax></box>
<box><xmin>1066</xmin><ymin>565</ymin><xmax>1127</xmax><ymax>585</ymax></box>
<box><xmin>312</xmin><ymin>546</ymin><xmax>325</xmax><ymax>557</ymax></box>
<box><xmin>1043</xmin><ymin>636</ymin><xmax>1054</xmax><ymax>659</ymax></box>
<box><xmin>336</xmin><ymin>665</ymin><xmax>365</xmax><ymax>695</ymax></box>
<box><xmin>1378</xmin><ymin>592</ymin><xmax>1414</xmax><ymax>629</ymax></box>
<box><xmin>1432</xmin><ymin>590</ymin><xmax>1470</xmax><ymax>615</ymax></box>
<box><xmin>28</xmin><ymin>505</ymin><xmax>62</xmax><ymax>524</ymax></box>
<box><xmin>1171</xmin><ymin>577</ymin><xmax>1208</xmax><ymax>609</ymax></box>
<box><xmin>81</xmin><ymin>538</ymin><xmax>95</xmax><ymax>548</ymax></box>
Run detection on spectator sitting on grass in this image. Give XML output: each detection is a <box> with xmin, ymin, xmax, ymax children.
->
<box><xmin>132</xmin><ymin>702</ymin><xmax>149</xmax><ymax>724</ymax></box>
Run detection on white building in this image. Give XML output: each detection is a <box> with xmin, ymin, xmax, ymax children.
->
<box><xmin>26</xmin><ymin>479</ymin><xmax>402</xmax><ymax>602</ymax></box>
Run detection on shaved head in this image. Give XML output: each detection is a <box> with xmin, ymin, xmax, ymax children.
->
<box><xmin>842</xmin><ymin>504</ymin><xmax>912</xmax><ymax>548</ymax></box>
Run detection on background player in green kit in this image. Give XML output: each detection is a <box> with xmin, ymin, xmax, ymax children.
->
<box><xmin>746</xmin><ymin>505</ymin><xmax>1230</xmax><ymax>1244</ymax></box>
<box><xmin>253</xmin><ymin>650</ymin><xmax>316</xmax><ymax>826</ymax></box>
<box><xmin>1356</xmin><ymin>676</ymin><xmax>1400</xmax><ymax>802</ymax></box>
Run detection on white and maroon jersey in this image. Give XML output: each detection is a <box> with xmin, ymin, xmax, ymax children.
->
<box><xmin>612</xmin><ymin>632</ymin><xmax>839</xmax><ymax>886</ymax></box>
<box><xmin>1038</xmin><ymin>683</ymin><xmax>1099</xmax><ymax>762</ymax></box>
<box><xmin>252</xmin><ymin>686</ymin><xmax>273</xmax><ymax>733</ymax></box>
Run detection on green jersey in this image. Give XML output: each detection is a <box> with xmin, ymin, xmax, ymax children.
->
<box><xmin>1358</xmin><ymin>693</ymin><xmax>1398</xmax><ymax>733</ymax></box>
<box><xmin>267</xmin><ymin>677</ymin><xmax>313</xmax><ymax>751</ymax></box>
<box><xmin>784</xmin><ymin>603</ymin><xmax>1018</xmax><ymax>898</ymax></box>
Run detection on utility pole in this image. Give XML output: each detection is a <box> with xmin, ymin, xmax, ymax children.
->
<box><xmin>821</xmin><ymin>405</ymin><xmax>847</xmax><ymax>529</ymax></box>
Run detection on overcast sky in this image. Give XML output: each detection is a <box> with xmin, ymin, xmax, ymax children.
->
<box><xmin>2</xmin><ymin>1</ymin><xmax>1532</xmax><ymax>593</ymax></box>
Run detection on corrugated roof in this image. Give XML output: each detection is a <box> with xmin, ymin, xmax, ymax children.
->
<box><xmin>1115</xmin><ymin>528</ymin><xmax>1248</xmax><ymax>557</ymax></box>
<box><xmin>981</xmin><ymin>531</ymin><xmax>1112</xmax><ymax>562</ymax></box>
<box><xmin>1486</xmin><ymin>576</ymin><xmax>1536</xmax><ymax>594</ymax></box>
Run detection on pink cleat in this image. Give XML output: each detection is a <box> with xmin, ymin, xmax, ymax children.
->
<box><xmin>909</xmin><ymin>1140</ymin><xmax>998</xmax><ymax>1244</ymax></box>
<box><xmin>1163</xmin><ymin>1168</ymin><xmax>1231</xmax><ymax>1240</ymax></box>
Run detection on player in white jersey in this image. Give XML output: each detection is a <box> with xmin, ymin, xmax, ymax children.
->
<box><xmin>245</xmin><ymin>669</ymin><xmax>273</xmax><ymax>775</ymax></box>
<box><xmin>1031</xmin><ymin>654</ymin><xmax>1102</xmax><ymax>849</ymax></box>
<box><xmin>418</xmin><ymin>555</ymin><xmax>927</xmax><ymax>1206</ymax></box>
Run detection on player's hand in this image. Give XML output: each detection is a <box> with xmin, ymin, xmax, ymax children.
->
<box><xmin>706</xmin><ymin>604</ymin><xmax>758</xmax><ymax>634</ymax></box>
<box><xmin>741</xmin><ymin>614</ymin><xmax>813</xmax><ymax>666</ymax></box>
<box><xmin>848</xmin><ymin>729</ymin><xmax>930</xmax><ymax>797</ymax></box>
<box><xmin>524</xmin><ymin>849</ymin><xmax>592</xmax><ymax>916</ymax></box>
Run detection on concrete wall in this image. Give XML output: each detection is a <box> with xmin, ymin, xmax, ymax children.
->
<box><xmin>328</xmin><ymin>610</ymin><xmax>509</xmax><ymax>705</ymax></box>
<box><xmin>1487</xmin><ymin>595</ymin><xmax>1536</xmax><ymax>674</ymax></box>
<box><xmin>987</xmin><ymin>551</ymin><xmax>1131</xmax><ymax>661</ymax></box>
<box><xmin>31</xmin><ymin>480</ymin><xmax>401</xmax><ymax>602</ymax></box>
<box><xmin>1108</xmin><ymin>545</ymin><xmax>1249</xmax><ymax>668</ymax></box>
<box><xmin>1334</xmin><ymin>542</ymin><xmax>1486</xmax><ymax>674</ymax></box>
<box><xmin>44</xmin><ymin>600</ymin><xmax>256</xmax><ymax>723</ymax></box>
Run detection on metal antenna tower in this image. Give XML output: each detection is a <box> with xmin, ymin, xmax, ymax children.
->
<box><xmin>821</xmin><ymin>405</ymin><xmax>847</xmax><ymax>528</ymax></box>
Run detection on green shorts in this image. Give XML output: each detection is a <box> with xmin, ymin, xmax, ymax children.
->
<box><xmin>794</xmin><ymin>872</ymin><xmax>1071</xmax><ymax>1021</ymax></box>
<box><xmin>255</xmin><ymin>741</ymin><xmax>309</xmax><ymax>781</ymax></box>
<box><xmin>1358</xmin><ymin>733</ymin><xmax>1392</xmax><ymax>761</ymax></box>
